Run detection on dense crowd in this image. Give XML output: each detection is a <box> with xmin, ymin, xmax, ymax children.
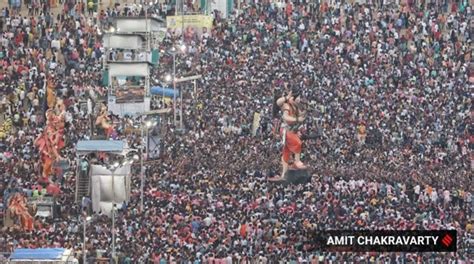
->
<box><xmin>1</xmin><ymin>0</ymin><xmax>473</xmax><ymax>263</ymax></box>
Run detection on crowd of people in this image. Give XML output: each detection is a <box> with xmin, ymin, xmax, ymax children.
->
<box><xmin>1</xmin><ymin>0</ymin><xmax>473</xmax><ymax>263</ymax></box>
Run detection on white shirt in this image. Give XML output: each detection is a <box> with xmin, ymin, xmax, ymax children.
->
<box><xmin>51</xmin><ymin>39</ymin><xmax>61</xmax><ymax>49</ymax></box>
<box><xmin>65</xmin><ymin>112</ymin><xmax>73</xmax><ymax>123</ymax></box>
<box><xmin>443</xmin><ymin>190</ymin><xmax>450</xmax><ymax>201</ymax></box>
<box><xmin>49</xmin><ymin>61</ymin><xmax>57</xmax><ymax>70</ymax></box>
<box><xmin>298</xmin><ymin>23</ymin><xmax>305</xmax><ymax>31</ymax></box>
<box><xmin>431</xmin><ymin>190</ymin><xmax>438</xmax><ymax>202</ymax></box>
<box><xmin>414</xmin><ymin>185</ymin><xmax>420</xmax><ymax>195</ymax></box>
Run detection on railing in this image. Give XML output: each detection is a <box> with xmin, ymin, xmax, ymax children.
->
<box><xmin>108</xmin><ymin>85</ymin><xmax>145</xmax><ymax>96</ymax></box>
<box><xmin>178</xmin><ymin>11</ymin><xmax>207</xmax><ymax>15</ymax></box>
<box><xmin>107</xmin><ymin>52</ymin><xmax>152</xmax><ymax>64</ymax></box>
<box><xmin>0</xmin><ymin>252</ymin><xmax>11</xmax><ymax>264</ymax></box>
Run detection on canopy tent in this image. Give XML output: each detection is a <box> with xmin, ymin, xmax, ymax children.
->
<box><xmin>9</xmin><ymin>248</ymin><xmax>75</xmax><ymax>263</ymax></box>
<box><xmin>76</xmin><ymin>140</ymin><xmax>125</xmax><ymax>156</ymax></box>
<box><xmin>150</xmin><ymin>86</ymin><xmax>179</xmax><ymax>98</ymax></box>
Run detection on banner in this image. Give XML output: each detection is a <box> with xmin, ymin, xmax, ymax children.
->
<box><xmin>252</xmin><ymin>112</ymin><xmax>261</xmax><ymax>136</ymax></box>
<box><xmin>166</xmin><ymin>15</ymin><xmax>213</xmax><ymax>38</ymax></box>
<box><xmin>112</xmin><ymin>76</ymin><xmax>145</xmax><ymax>103</ymax></box>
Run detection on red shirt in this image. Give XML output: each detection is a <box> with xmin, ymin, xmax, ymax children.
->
<box><xmin>286</xmin><ymin>3</ymin><xmax>293</xmax><ymax>17</ymax></box>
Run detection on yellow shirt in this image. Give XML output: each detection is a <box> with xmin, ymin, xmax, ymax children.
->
<box><xmin>370</xmin><ymin>198</ymin><xmax>378</xmax><ymax>206</ymax></box>
<box><xmin>465</xmin><ymin>223</ymin><xmax>472</xmax><ymax>232</ymax></box>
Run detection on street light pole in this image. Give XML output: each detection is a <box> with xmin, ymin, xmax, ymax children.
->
<box><xmin>179</xmin><ymin>84</ymin><xmax>183</xmax><ymax>130</ymax></box>
<box><xmin>145</xmin><ymin>125</ymin><xmax>149</xmax><ymax>154</ymax></box>
<box><xmin>140</xmin><ymin>120</ymin><xmax>154</xmax><ymax>212</ymax></box>
<box><xmin>112</xmin><ymin>203</ymin><xmax>116</xmax><ymax>263</ymax></box>
<box><xmin>111</xmin><ymin>165</ymin><xmax>116</xmax><ymax>264</ymax></box>
<box><xmin>140</xmin><ymin>118</ymin><xmax>144</xmax><ymax>212</ymax></box>
<box><xmin>83</xmin><ymin>216</ymin><xmax>86</xmax><ymax>264</ymax></box>
<box><xmin>83</xmin><ymin>214</ymin><xmax>92</xmax><ymax>264</ymax></box>
<box><xmin>172</xmin><ymin>51</ymin><xmax>177</xmax><ymax>126</ymax></box>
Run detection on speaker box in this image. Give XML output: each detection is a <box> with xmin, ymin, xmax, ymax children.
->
<box><xmin>270</xmin><ymin>169</ymin><xmax>311</xmax><ymax>185</ymax></box>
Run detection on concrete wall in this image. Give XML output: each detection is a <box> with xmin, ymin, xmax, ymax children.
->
<box><xmin>103</xmin><ymin>34</ymin><xmax>145</xmax><ymax>50</ymax></box>
<box><xmin>115</xmin><ymin>17</ymin><xmax>165</xmax><ymax>33</ymax></box>
<box><xmin>108</xmin><ymin>62</ymin><xmax>149</xmax><ymax>78</ymax></box>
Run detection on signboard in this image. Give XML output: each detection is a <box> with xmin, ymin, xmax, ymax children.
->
<box><xmin>166</xmin><ymin>15</ymin><xmax>213</xmax><ymax>38</ymax></box>
<box><xmin>112</xmin><ymin>76</ymin><xmax>146</xmax><ymax>103</ymax></box>
<box><xmin>252</xmin><ymin>112</ymin><xmax>261</xmax><ymax>136</ymax></box>
<box><xmin>107</xmin><ymin>62</ymin><xmax>151</xmax><ymax>116</ymax></box>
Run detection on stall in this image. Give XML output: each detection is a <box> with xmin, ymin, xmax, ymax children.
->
<box><xmin>9</xmin><ymin>248</ymin><xmax>77</xmax><ymax>263</ymax></box>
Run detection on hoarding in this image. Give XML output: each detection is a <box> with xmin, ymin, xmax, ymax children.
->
<box><xmin>112</xmin><ymin>76</ymin><xmax>145</xmax><ymax>103</ymax></box>
<box><xmin>166</xmin><ymin>15</ymin><xmax>213</xmax><ymax>39</ymax></box>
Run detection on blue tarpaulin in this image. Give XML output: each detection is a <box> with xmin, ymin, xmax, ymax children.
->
<box><xmin>150</xmin><ymin>86</ymin><xmax>179</xmax><ymax>98</ymax></box>
<box><xmin>76</xmin><ymin>140</ymin><xmax>124</xmax><ymax>154</ymax></box>
<box><xmin>10</xmin><ymin>248</ymin><xmax>65</xmax><ymax>260</ymax></box>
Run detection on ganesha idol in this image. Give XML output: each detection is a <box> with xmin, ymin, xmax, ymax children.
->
<box><xmin>95</xmin><ymin>103</ymin><xmax>114</xmax><ymax>138</ymax></box>
<box><xmin>7</xmin><ymin>193</ymin><xmax>35</xmax><ymax>231</ymax></box>
<box><xmin>35</xmin><ymin>99</ymin><xmax>66</xmax><ymax>183</ymax></box>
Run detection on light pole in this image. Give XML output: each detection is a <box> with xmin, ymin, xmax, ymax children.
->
<box><xmin>111</xmin><ymin>203</ymin><xmax>116</xmax><ymax>263</ymax></box>
<box><xmin>140</xmin><ymin>117</ymin><xmax>144</xmax><ymax>213</ymax></box>
<box><xmin>169</xmin><ymin>45</ymin><xmax>186</xmax><ymax>128</ymax></box>
<box><xmin>179</xmin><ymin>83</ymin><xmax>184</xmax><ymax>130</ymax></box>
<box><xmin>165</xmin><ymin>73</ymin><xmax>172</xmax><ymax>107</ymax></box>
<box><xmin>111</xmin><ymin>162</ymin><xmax>119</xmax><ymax>203</ymax></box>
<box><xmin>110</xmin><ymin>162</ymin><xmax>119</xmax><ymax>264</ymax></box>
<box><xmin>83</xmin><ymin>215</ymin><xmax>92</xmax><ymax>264</ymax></box>
<box><xmin>107</xmin><ymin>27</ymin><xmax>115</xmax><ymax>61</ymax></box>
<box><xmin>140</xmin><ymin>120</ymin><xmax>156</xmax><ymax>212</ymax></box>
<box><xmin>178</xmin><ymin>45</ymin><xmax>186</xmax><ymax>130</ymax></box>
<box><xmin>170</xmin><ymin>74</ymin><xmax>201</xmax><ymax>131</ymax></box>
<box><xmin>172</xmin><ymin>47</ymin><xmax>177</xmax><ymax>126</ymax></box>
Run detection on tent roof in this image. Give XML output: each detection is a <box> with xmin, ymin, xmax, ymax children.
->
<box><xmin>10</xmin><ymin>248</ymin><xmax>66</xmax><ymax>260</ymax></box>
<box><xmin>76</xmin><ymin>140</ymin><xmax>124</xmax><ymax>155</ymax></box>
